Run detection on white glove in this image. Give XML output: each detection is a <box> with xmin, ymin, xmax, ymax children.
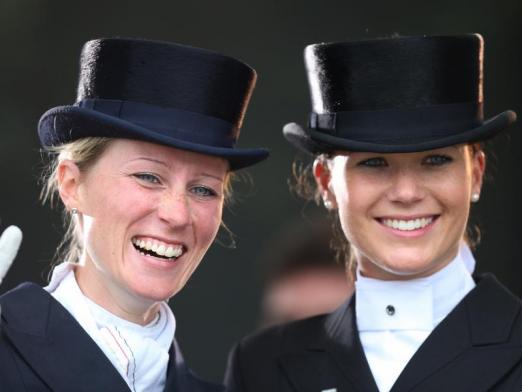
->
<box><xmin>0</xmin><ymin>225</ymin><xmax>22</xmax><ymax>285</ymax></box>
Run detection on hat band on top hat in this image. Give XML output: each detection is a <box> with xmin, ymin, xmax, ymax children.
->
<box><xmin>309</xmin><ymin>102</ymin><xmax>484</xmax><ymax>142</ymax></box>
<box><xmin>76</xmin><ymin>99</ymin><xmax>237</xmax><ymax>148</ymax></box>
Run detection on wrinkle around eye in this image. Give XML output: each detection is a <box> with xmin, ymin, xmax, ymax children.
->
<box><xmin>133</xmin><ymin>172</ymin><xmax>162</xmax><ymax>184</ymax></box>
<box><xmin>190</xmin><ymin>185</ymin><xmax>219</xmax><ymax>198</ymax></box>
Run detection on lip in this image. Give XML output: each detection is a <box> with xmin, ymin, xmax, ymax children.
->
<box><xmin>375</xmin><ymin>214</ymin><xmax>439</xmax><ymax>238</ymax></box>
<box><xmin>131</xmin><ymin>244</ymin><xmax>185</xmax><ymax>271</ymax></box>
<box><xmin>132</xmin><ymin>235</ymin><xmax>186</xmax><ymax>248</ymax></box>
<box><xmin>377</xmin><ymin>214</ymin><xmax>438</xmax><ymax>220</ymax></box>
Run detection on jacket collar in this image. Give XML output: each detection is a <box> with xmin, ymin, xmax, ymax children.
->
<box><xmin>278</xmin><ymin>274</ymin><xmax>521</xmax><ymax>392</ymax></box>
<box><xmin>391</xmin><ymin>273</ymin><xmax>521</xmax><ymax>392</ymax></box>
<box><xmin>278</xmin><ymin>296</ymin><xmax>379</xmax><ymax>392</ymax></box>
<box><xmin>0</xmin><ymin>282</ymin><xmax>195</xmax><ymax>392</ymax></box>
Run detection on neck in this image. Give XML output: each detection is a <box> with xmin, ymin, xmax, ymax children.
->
<box><xmin>74</xmin><ymin>264</ymin><xmax>160</xmax><ymax>326</ymax></box>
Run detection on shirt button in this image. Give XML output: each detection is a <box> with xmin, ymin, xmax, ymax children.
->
<box><xmin>386</xmin><ymin>305</ymin><xmax>395</xmax><ymax>316</ymax></box>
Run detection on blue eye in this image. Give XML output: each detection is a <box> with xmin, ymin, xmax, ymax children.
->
<box><xmin>191</xmin><ymin>186</ymin><xmax>217</xmax><ymax>198</ymax></box>
<box><xmin>358</xmin><ymin>157</ymin><xmax>387</xmax><ymax>167</ymax></box>
<box><xmin>134</xmin><ymin>173</ymin><xmax>161</xmax><ymax>184</ymax></box>
<box><xmin>424</xmin><ymin>155</ymin><xmax>453</xmax><ymax>166</ymax></box>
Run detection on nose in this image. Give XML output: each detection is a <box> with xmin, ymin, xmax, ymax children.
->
<box><xmin>157</xmin><ymin>191</ymin><xmax>193</xmax><ymax>229</ymax></box>
<box><xmin>386</xmin><ymin>169</ymin><xmax>425</xmax><ymax>204</ymax></box>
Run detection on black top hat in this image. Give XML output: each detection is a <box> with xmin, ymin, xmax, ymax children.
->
<box><xmin>38</xmin><ymin>38</ymin><xmax>269</xmax><ymax>170</ymax></box>
<box><xmin>283</xmin><ymin>34</ymin><xmax>516</xmax><ymax>154</ymax></box>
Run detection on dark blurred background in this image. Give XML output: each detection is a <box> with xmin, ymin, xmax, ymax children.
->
<box><xmin>1</xmin><ymin>0</ymin><xmax>520</xmax><ymax>383</ymax></box>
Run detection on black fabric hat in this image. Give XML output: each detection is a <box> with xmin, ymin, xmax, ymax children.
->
<box><xmin>38</xmin><ymin>38</ymin><xmax>269</xmax><ymax>170</ymax></box>
<box><xmin>283</xmin><ymin>34</ymin><xmax>516</xmax><ymax>154</ymax></box>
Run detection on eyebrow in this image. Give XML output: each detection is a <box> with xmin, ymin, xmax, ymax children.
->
<box><xmin>198</xmin><ymin>173</ymin><xmax>226</xmax><ymax>182</ymax></box>
<box><xmin>128</xmin><ymin>157</ymin><xmax>169</xmax><ymax>166</ymax></box>
<box><xmin>128</xmin><ymin>157</ymin><xmax>225</xmax><ymax>181</ymax></box>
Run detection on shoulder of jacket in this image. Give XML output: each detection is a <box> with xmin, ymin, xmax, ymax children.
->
<box><xmin>236</xmin><ymin>313</ymin><xmax>329</xmax><ymax>356</ymax></box>
<box><xmin>0</xmin><ymin>282</ymin><xmax>45</xmax><ymax>302</ymax></box>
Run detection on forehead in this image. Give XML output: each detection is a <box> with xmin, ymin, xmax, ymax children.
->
<box><xmin>98</xmin><ymin>139</ymin><xmax>229</xmax><ymax>176</ymax></box>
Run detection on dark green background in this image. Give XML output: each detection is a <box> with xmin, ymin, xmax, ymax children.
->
<box><xmin>1</xmin><ymin>0</ymin><xmax>520</xmax><ymax>383</ymax></box>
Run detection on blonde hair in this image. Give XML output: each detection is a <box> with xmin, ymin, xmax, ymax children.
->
<box><xmin>40</xmin><ymin>137</ymin><xmax>113</xmax><ymax>264</ymax></box>
<box><xmin>40</xmin><ymin>137</ymin><xmax>235</xmax><ymax>265</ymax></box>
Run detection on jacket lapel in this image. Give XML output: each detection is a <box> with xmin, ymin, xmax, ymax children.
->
<box><xmin>164</xmin><ymin>338</ymin><xmax>224</xmax><ymax>392</ymax></box>
<box><xmin>278</xmin><ymin>296</ymin><xmax>379</xmax><ymax>392</ymax></box>
<box><xmin>391</xmin><ymin>274</ymin><xmax>522</xmax><ymax>391</ymax></box>
<box><xmin>164</xmin><ymin>339</ymin><xmax>189</xmax><ymax>391</ymax></box>
<box><xmin>322</xmin><ymin>297</ymin><xmax>379</xmax><ymax>392</ymax></box>
<box><xmin>1</xmin><ymin>283</ymin><xmax>130</xmax><ymax>392</ymax></box>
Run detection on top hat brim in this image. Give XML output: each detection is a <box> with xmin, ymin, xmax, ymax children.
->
<box><xmin>283</xmin><ymin>110</ymin><xmax>516</xmax><ymax>155</ymax></box>
<box><xmin>38</xmin><ymin>106</ymin><xmax>269</xmax><ymax>171</ymax></box>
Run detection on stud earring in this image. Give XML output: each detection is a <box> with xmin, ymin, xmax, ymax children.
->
<box><xmin>323</xmin><ymin>199</ymin><xmax>333</xmax><ymax>210</ymax></box>
<box><xmin>471</xmin><ymin>193</ymin><xmax>480</xmax><ymax>203</ymax></box>
<box><xmin>71</xmin><ymin>208</ymin><xmax>78</xmax><ymax>215</ymax></box>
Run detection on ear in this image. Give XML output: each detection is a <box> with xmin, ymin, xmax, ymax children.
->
<box><xmin>471</xmin><ymin>149</ymin><xmax>486</xmax><ymax>197</ymax></box>
<box><xmin>313</xmin><ymin>157</ymin><xmax>337</xmax><ymax>210</ymax></box>
<box><xmin>57</xmin><ymin>160</ymin><xmax>82</xmax><ymax>212</ymax></box>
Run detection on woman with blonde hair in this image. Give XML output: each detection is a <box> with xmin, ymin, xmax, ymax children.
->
<box><xmin>0</xmin><ymin>37</ymin><xmax>267</xmax><ymax>391</ymax></box>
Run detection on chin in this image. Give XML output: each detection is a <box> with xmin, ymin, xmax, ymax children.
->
<box><xmin>129</xmin><ymin>280</ymin><xmax>182</xmax><ymax>303</ymax></box>
<box><xmin>362</xmin><ymin>247</ymin><xmax>441</xmax><ymax>280</ymax></box>
<box><xmin>382</xmin><ymin>264</ymin><xmax>432</xmax><ymax>279</ymax></box>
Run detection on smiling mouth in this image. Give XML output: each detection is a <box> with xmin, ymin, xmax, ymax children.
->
<box><xmin>131</xmin><ymin>237</ymin><xmax>186</xmax><ymax>260</ymax></box>
<box><xmin>377</xmin><ymin>216</ymin><xmax>438</xmax><ymax>231</ymax></box>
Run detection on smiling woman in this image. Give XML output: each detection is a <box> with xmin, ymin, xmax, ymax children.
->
<box><xmin>0</xmin><ymin>38</ymin><xmax>267</xmax><ymax>392</ymax></box>
<box><xmin>225</xmin><ymin>34</ymin><xmax>521</xmax><ymax>392</ymax></box>
<box><xmin>317</xmin><ymin>145</ymin><xmax>485</xmax><ymax>281</ymax></box>
<box><xmin>58</xmin><ymin>139</ymin><xmax>229</xmax><ymax>323</ymax></box>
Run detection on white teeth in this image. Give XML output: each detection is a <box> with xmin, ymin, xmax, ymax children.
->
<box><xmin>156</xmin><ymin>245</ymin><xmax>166</xmax><ymax>256</ymax></box>
<box><xmin>132</xmin><ymin>238</ymin><xmax>184</xmax><ymax>259</ymax></box>
<box><xmin>382</xmin><ymin>217</ymin><xmax>433</xmax><ymax>231</ymax></box>
<box><xmin>165</xmin><ymin>247</ymin><xmax>175</xmax><ymax>258</ymax></box>
<box><xmin>164</xmin><ymin>246</ymin><xmax>183</xmax><ymax>258</ymax></box>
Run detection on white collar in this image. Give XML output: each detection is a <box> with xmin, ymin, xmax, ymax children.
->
<box><xmin>355</xmin><ymin>243</ymin><xmax>476</xmax><ymax>332</ymax></box>
<box><xmin>45</xmin><ymin>262</ymin><xmax>176</xmax><ymax>392</ymax></box>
